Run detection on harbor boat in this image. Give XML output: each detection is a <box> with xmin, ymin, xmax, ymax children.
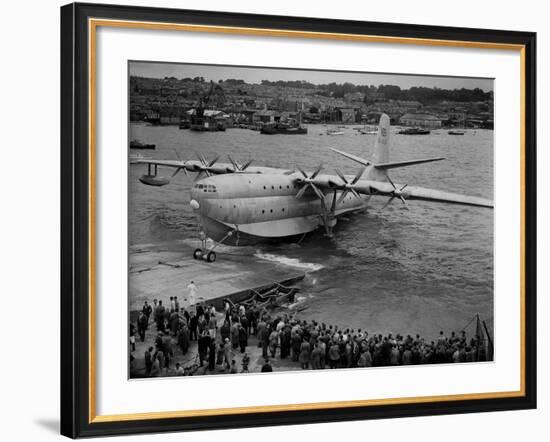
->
<box><xmin>190</xmin><ymin>120</ymin><xmax>226</xmax><ymax>132</ymax></box>
<box><xmin>130</xmin><ymin>140</ymin><xmax>156</xmax><ymax>150</ymax></box>
<box><xmin>359</xmin><ymin>125</ymin><xmax>378</xmax><ymax>135</ymax></box>
<box><xmin>448</xmin><ymin>112</ymin><xmax>466</xmax><ymax>135</ymax></box>
<box><xmin>260</xmin><ymin>121</ymin><xmax>307</xmax><ymax>135</ymax></box>
<box><xmin>326</xmin><ymin>128</ymin><xmax>345</xmax><ymax>136</ymax></box>
<box><xmin>398</xmin><ymin>127</ymin><xmax>431</xmax><ymax>135</ymax></box>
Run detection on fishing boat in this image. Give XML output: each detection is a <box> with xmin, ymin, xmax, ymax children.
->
<box><xmin>260</xmin><ymin>121</ymin><xmax>307</xmax><ymax>135</ymax></box>
<box><xmin>130</xmin><ymin>140</ymin><xmax>156</xmax><ymax>149</ymax></box>
<box><xmin>398</xmin><ymin>127</ymin><xmax>431</xmax><ymax>135</ymax></box>
<box><xmin>448</xmin><ymin>130</ymin><xmax>465</xmax><ymax>135</ymax></box>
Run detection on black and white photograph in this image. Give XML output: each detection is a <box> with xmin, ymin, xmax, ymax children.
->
<box><xmin>128</xmin><ymin>61</ymin><xmax>494</xmax><ymax>378</ymax></box>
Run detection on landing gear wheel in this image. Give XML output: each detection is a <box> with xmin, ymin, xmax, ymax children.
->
<box><xmin>206</xmin><ymin>251</ymin><xmax>217</xmax><ymax>263</ymax></box>
<box><xmin>193</xmin><ymin>249</ymin><xmax>203</xmax><ymax>260</ymax></box>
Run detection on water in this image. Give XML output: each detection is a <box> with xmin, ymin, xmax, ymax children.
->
<box><xmin>129</xmin><ymin>123</ymin><xmax>494</xmax><ymax>341</ymax></box>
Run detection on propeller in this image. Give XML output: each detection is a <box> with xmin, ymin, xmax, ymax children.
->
<box><xmin>333</xmin><ymin>166</ymin><xmax>367</xmax><ymax>205</ymax></box>
<box><xmin>171</xmin><ymin>149</ymin><xmax>188</xmax><ymax>178</ymax></box>
<box><xmin>295</xmin><ymin>164</ymin><xmax>325</xmax><ymax>200</ymax></box>
<box><xmin>195</xmin><ymin>152</ymin><xmax>221</xmax><ymax>176</ymax></box>
<box><xmin>227</xmin><ymin>155</ymin><xmax>253</xmax><ymax>173</ymax></box>
<box><xmin>381</xmin><ymin>175</ymin><xmax>408</xmax><ymax>209</ymax></box>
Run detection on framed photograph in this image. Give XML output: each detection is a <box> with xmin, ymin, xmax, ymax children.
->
<box><xmin>60</xmin><ymin>2</ymin><xmax>536</xmax><ymax>438</ymax></box>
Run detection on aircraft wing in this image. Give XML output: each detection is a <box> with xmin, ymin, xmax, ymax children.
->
<box><xmin>135</xmin><ymin>159</ymin><xmax>186</xmax><ymax>168</ymax></box>
<box><xmin>404</xmin><ymin>186</ymin><xmax>493</xmax><ymax>208</ymax></box>
<box><xmin>134</xmin><ymin>158</ymin><xmax>292</xmax><ymax>183</ymax></box>
<box><xmin>361</xmin><ymin>181</ymin><xmax>493</xmax><ymax>208</ymax></box>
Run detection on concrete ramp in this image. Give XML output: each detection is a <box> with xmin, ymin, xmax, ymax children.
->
<box><xmin>129</xmin><ymin>242</ymin><xmax>306</xmax><ymax>311</ymax></box>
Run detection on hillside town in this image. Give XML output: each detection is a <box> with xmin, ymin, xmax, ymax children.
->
<box><xmin>130</xmin><ymin>75</ymin><xmax>494</xmax><ymax>130</ymax></box>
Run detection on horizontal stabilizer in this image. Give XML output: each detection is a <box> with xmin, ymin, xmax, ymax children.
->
<box><xmin>329</xmin><ymin>147</ymin><xmax>371</xmax><ymax>166</ymax></box>
<box><xmin>374</xmin><ymin>157</ymin><xmax>445</xmax><ymax>170</ymax></box>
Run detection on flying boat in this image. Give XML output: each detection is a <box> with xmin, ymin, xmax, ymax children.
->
<box><xmin>134</xmin><ymin>114</ymin><xmax>492</xmax><ymax>262</ymax></box>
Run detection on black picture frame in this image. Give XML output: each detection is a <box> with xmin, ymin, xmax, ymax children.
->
<box><xmin>60</xmin><ymin>2</ymin><xmax>537</xmax><ymax>438</ymax></box>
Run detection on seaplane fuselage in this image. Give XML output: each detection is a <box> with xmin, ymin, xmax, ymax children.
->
<box><xmin>190</xmin><ymin>172</ymin><xmax>366</xmax><ymax>245</ymax></box>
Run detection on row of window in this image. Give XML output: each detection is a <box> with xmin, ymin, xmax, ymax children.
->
<box><xmin>193</xmin><ymin>183</ymin><xmax>297</xmax><ymax>192</ymax></box>
<box><xmin>193</xmin><ymin>183</ymin><xmax>217</xmax><ymax>192</ymax></box>
<box><xmin>263</xmin><ymin>184</ymin><xmax>298</xmax><ymax>190</ymax></box>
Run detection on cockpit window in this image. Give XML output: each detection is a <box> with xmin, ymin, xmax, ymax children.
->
<box><xmin>196</xmin><ymin>184</ymin><xmax>217</xmax><ymax>193</ymax></box>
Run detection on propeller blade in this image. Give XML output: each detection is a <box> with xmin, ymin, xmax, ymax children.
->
<box><xmin>311</xmin><ymin>164</ymin><xmax>323</xmax><ymax>179</ymax></box>
<box><xmin>337</xmin><ymin>190</ymin><xmax>349</xmax><ymax>205</ymax></box>
<box><xmin>227</xmin><ymin>154</ymin><xmax>238</xmax><ymax>170</ymax></box>
<box><xmin>311</xmin><ymin>183</ymin><xmax>325</xmax><ymax>200</ymax></box>
<box><xmin>171</xmin><ymin>167</ymin><xmax>182</xmax><ymax>178</ymax></box>
<box><xmin>197</xmin><ymin>152</ymin><xmax>207</xmax><ymax>165</ymax></box>
<box><xmin>296</xmin><ymin>165</ymin><xmax>308</xmax><ymax>179</ymax></box>
<box><xmin>296</xmin><ymin>184</ymin><xmax>309</xmax><ymax>199</ymax></box>
<box><xmin>398</xmin><ymin>194</ymin><xmax>407</xmax><ymax>204</ymax></box>
<box><xmin>381</xmin><ymin>196</ymin><xmax>395</xmax><ymax>210</ymax></box>
<box><xmin>386</xmin><ymin>175</ymin><xmax>397</xmax><ymax>190</ymax></box>
<box><xmin>350</xmin><ymin>188</ymin><xmax>361</xmax><ymax>199</ymax></box>
<box><xmin>334</xmin><ymin>169</ymin><xmax>348</xmax><ymax>185</ymax></box>
<box><xmin>351</xmin><ymin>166</ymin><xmax>367</xmax><ymax>185</ymax></box>
<box><xmin>241</xmin><ymin>159</ymin><xmax>253</xmax><ymax>170</ymax></box>
<box><xmin>400</xmin><ymin>183</ymin><xmax>408</xmax><ymax>192</ymax></box>
<box><xmin>208</xmin><ymin>155</ymin><xmax>220</xmax><ymax>167</ymax></box>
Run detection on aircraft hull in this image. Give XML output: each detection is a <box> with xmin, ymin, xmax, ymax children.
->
<box><xmin>200</xmin><ymin>215</ymin><xmax>315</xmax><ymax>246</ymax></box>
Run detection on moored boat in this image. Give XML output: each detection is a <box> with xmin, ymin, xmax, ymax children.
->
<box><xmin>260</xmin><ymin>122</ymin><xmax>307</xmax><ymax>135</ymax></box>
<box><xmin>398</xmin><ymin>127</ymin><xmax>431</xmax><ymax>135</ymax></box>
<box><xmin>130</xmin><ymin>140</ymin><xmax>156</xmax><ymax>149</ymax></box>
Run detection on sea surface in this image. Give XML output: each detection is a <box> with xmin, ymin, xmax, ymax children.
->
<box><xmin>129</xmin><ymin>123</ymin><xmax>494</xmax><ymax>342</ymax></box>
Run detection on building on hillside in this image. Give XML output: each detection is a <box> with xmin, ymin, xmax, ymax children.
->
<box><xmin>344</xmin><ymin>92</ymin><xmax>365</xmax><ymax>103</ymax></box>
<box><xmin>399</xmin><ymin>113</ymin><xmax>442</xmax><ymax>128</ymax></box>
<box><xmin>330</xmin><ymin>107</ymin><xmax>357</xmax><ymax>123</ymax></box>
<box><xmin>252</xmin><ymin>110</ymin><xmax>280</xmax><ymax>124</ymax></box>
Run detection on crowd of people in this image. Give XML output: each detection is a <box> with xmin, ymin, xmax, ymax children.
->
<box><xmin>130</xmin><ymin>290</ymin><xmax>491</xmax><ymax>377</ymax></box>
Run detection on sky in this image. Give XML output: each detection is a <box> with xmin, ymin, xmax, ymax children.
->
<box><xmin>129</xmin><ymin>61</ymin><xmax>493</xmax><ymax>91</ymax></box>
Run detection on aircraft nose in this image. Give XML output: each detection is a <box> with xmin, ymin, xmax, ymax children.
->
<box><xmin>190</xmin><ymin>199</ymin><xmax>200</xmax><ymax>210</ymax></box>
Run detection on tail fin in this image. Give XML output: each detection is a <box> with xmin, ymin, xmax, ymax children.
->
<box><xmin>373</xmin><ymin>113</ymin><xmax>390</xmax><ymax>164</ymax></box>
<box><xmin>329</xmin><ymin>113</ymin><xmax>445</xmax><ymax>180</ymax></box>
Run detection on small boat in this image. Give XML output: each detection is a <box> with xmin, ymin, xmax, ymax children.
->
<box><xmin>260</xmin><ymin>122</ymin><xmax>307</xmax><ymax>135</ymax></box>
<box><xmin>398</xmin><ymin>127</ymin><xmax>431</xmax><ymax>135</ymax></box>
<box><xmin>359</xmin><ymin>126</ymin><xmax>378</xmax><ymax>135</ymax></box>
<box><xmin>130</xmin><ymin>140</ymin><xmax>156</xmax><ymax>150</ymax></box>
<box><xmin>448</xmin><ymin>130</ymin><xmax>465</xmax><ymax>135</ymax></box>
<box><xmin>326</xmin><ymin>128</ymin><xmax>345</xmax><ymax>136</ymax></box>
